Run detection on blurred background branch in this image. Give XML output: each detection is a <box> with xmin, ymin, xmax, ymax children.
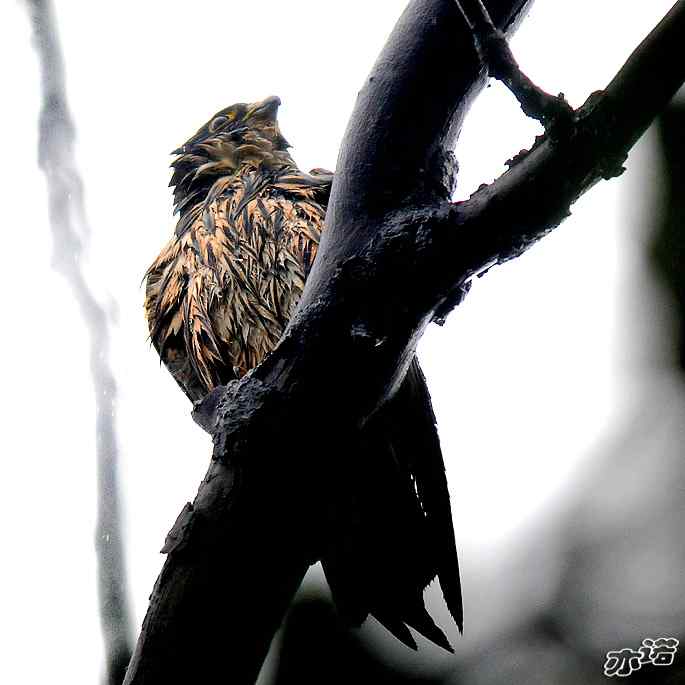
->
<box><xmin>25</xmin><ymin>1</ymin><xmax>133</xmax><ymax>683</ymax></box>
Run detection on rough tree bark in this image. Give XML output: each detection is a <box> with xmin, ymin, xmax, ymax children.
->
<box><xmin>124</xmin><ymin>1</ymin><xmax>685</xmax><ymax>683</ymax></box>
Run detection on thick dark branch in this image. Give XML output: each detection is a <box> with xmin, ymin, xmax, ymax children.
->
<box><xmin>124</xmin><ymin>443</ymin><xmax>312</xmax><ymax>685</ymax></box>
<box><xmin>305</xmin><ymin>0</ymin><xmax>531</xmax><ymax>281</ymax></box>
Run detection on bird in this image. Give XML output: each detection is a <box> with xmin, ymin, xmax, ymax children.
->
<box><xmin>144</xmin><ymin>95</ymin><xmax>463</xmax><ymax>651</ymax></box>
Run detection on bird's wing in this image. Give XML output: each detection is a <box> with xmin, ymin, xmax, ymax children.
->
<box><xmin>144</xmin><ymin>201</ymin><xmax>233</xmax><ymax>401</ymax></box>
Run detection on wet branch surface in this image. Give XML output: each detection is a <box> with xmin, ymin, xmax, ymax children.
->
<box><xmin>124</xmin><ymin>1</ymin><xmax>685</xmax><ymax>684</ymax></box>
<box><xmin>26</xmin><ymin>2</ymin><xmax>133</xmax><ymax>683</ymax></box>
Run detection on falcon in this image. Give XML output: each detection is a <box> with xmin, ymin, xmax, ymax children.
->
<box><xmin>144</xmin><ymin>95</ymin><xmax>463</xmax><ymax>650</ymax></box>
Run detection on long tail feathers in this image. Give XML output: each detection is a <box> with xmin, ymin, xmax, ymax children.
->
<box><xmin>398</xmin><ymin>359</ymin><xmax>464</xmax><ymax>634</ymax></box>
<box><xmin>404</xmin><ymin>604</ymin><xmax>454</xmax><ymax>653</ymax></box>
<box><xmin>373</xmin><ymin>612</ymin><xmax>418</xmax><ymax>651</ymax></box>
<box><xmin>322</xmin><ymin>356</ymin><xmax>462</xmax><ymax>651</ymax></box>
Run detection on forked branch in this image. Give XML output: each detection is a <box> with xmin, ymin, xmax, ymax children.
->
<box><xmin>438</xmin><ymin>0</ymin><xmax>685</xmax><ymax>282</ymax></box>
<box><xmin>454</xmin><ymin>0</ymin><xmax>573</xmax><ymax>128</ymax></box>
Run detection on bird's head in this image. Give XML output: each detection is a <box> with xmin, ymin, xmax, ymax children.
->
<box><xmin>170</xmin><ymin>96</ymin><xmax>293</xmax><ymax>211</ymax></box>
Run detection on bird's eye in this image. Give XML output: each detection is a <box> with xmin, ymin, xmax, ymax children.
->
<box><xmin>209</xmin><ymin>116</ymin><xmax>228</xmax><ymax>132</ymax></box>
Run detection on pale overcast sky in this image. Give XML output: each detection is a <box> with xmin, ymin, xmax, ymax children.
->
<box><xmin>0</xmin><ymin>2</ymin><xmax>678</xmax><ymax>683</ymax></box>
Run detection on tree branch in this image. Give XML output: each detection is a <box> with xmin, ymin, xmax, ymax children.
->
<box><xmin>26</xmin><ymin>2</ymin><xmax>134</xmax><ymax>683</ymax></box>
<box><xmin>435</xmin><ymin>0</ymin><xmax>685</xmax><ymax>281</ymax></box>
<box><xmin>454</xmin><ymin>0</ymin><xmax>573</xmax><ymax>128</ymax></box>
<box><xmin>125</xmin><ymin>1</ymin><xmax>685</xmax><ymax>684</ymax></box>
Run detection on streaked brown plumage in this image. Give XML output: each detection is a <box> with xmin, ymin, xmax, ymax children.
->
<box><xmin>144</xmin><ymin>96</ymin><xmax>462</xmax><ymax>650</ymax></box>
<box><xmin>145</xmin><ymin>96</ymin><xmax>331</xmax><ymax>400</ymax></box>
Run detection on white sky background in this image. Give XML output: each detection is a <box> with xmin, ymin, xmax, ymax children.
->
<box><xmin>0</xmin><ymin>1</ymin><xmax>678</xmax><ymax>683</ymax></box>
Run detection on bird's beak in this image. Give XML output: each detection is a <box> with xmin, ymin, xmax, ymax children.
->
<box><xmin>171</xmin><ymin>134</ymin><xmax>201</xmax><ymax>156</ymax></box>
<box><xmin>171</xmin><ymin>127</ymin><xmax>208</xmax><ymax>156</ymax></box>
<box><xmin>246</xmin><ymin>95</ymin><xmax>281</xmax><ymax>121</ymax></box>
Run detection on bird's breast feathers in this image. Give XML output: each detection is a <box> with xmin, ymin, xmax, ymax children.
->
<box><xmin>145</xmin><ymin>166</ymin><xmax>327</xmax><ymax>400</ymax></box>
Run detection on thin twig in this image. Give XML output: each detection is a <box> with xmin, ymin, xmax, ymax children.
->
<box><xmin>455</xmin><ymin>0</ymin><xmax>574</xmax><ymax>129</ymax></box>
